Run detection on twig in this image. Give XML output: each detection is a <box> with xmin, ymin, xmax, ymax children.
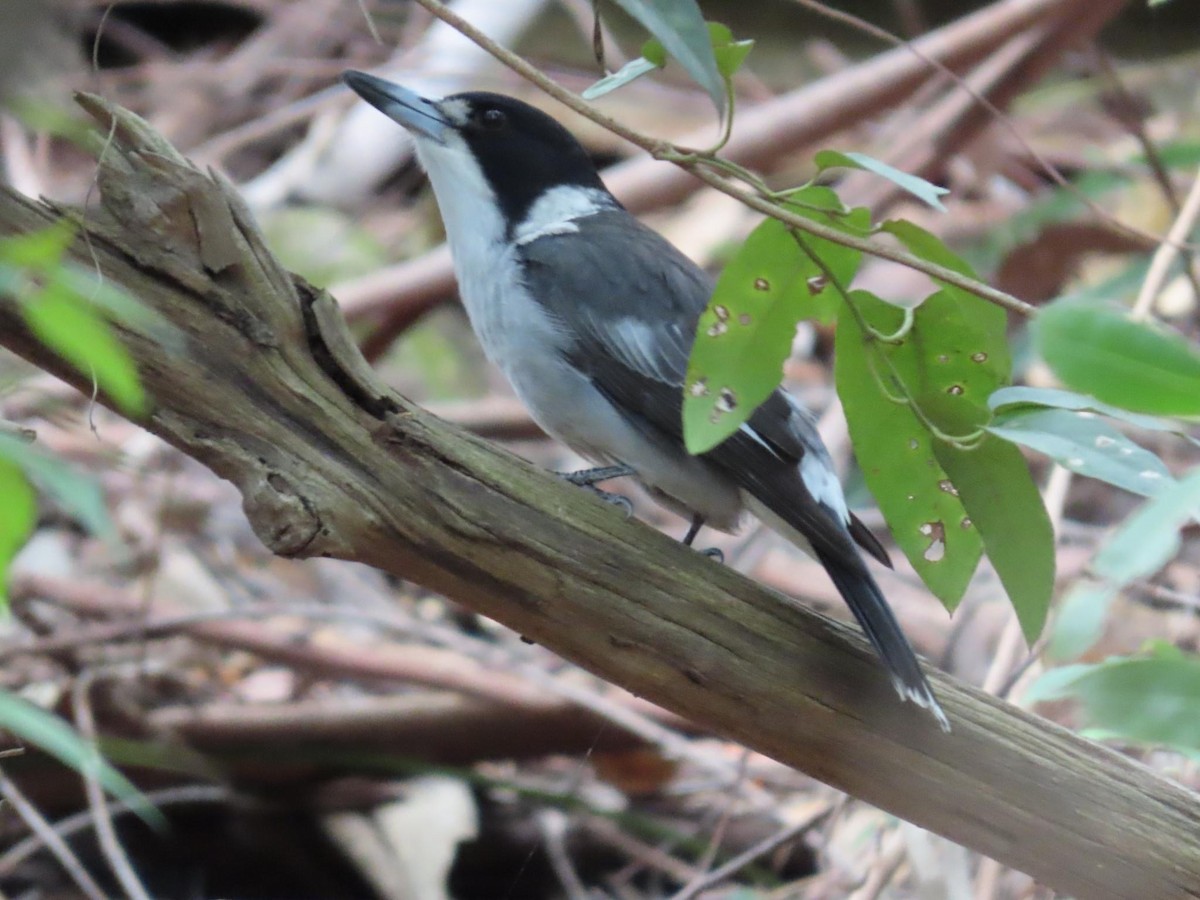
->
<box><xmin>71</xmin><ymin>668</ymin><xmax>153</xmax><ymax>900</ymax></box>
<box><xmin>0</xmin><ymin>766</ymin><xmax>109</xmax><ymax>900</ymax></box>
<box><xmin>0</xmin><ymin>785</ymin><xmax>230</xmax><ymax>876</ymax></box>
<box><xmin>404</xmin><ymin>0</ymin><xmax>1037</xmax><ymax>319</ymax></box>
<box><xmin>538</xmin><ymin>809</ymin><xmax>590</xmax><ymax>900</ymax></box>
<box><xmin>668</xmin><ymin>803</ymin><xmax>834</xmax><ymax>899</ymax></box>
<box><xmin>1131</xmin><ymin>165</ymin><xmax>1200</xmax><ymax>322</ymax></box>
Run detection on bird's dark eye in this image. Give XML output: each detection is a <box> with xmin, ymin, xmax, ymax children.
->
<box><xmin>480</xmin><ymin>108</ymin><xmax>507</xmax><ymax>130</ymax></box>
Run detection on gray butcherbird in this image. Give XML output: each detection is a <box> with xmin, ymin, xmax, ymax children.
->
<box><xmin>343</xmin><ymin>71</ymin><xmax>948</xmax><ymax>731</ymax></box>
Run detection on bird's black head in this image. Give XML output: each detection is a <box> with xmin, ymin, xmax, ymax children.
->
<box><xmin>440</xmin><ymin>90</ymin><xmax>607</xmax><ymax>224</ymax></box>
<box><xmin>343</xmin><ymin>71</ymin><xmax>610</xmax><ymax>227</ymax></box>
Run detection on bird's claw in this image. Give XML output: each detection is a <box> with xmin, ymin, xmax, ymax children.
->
<box><xmin>700</xmin><ymin>547</ymin><xmax>724</xmax><ymax>564</ymax></box>
<box><xmin>590</xmin><ymin>488</ymin><xmax>634</xmax><ymax>517</ymax></box>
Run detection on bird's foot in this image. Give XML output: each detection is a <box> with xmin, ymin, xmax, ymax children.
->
<box><xmin>558</xmin><ymin>465</ymin><xmax>636</xmax><ymax>517</ymax></box>
<box><xmin>682</xmin><ymin>514</ymin><xmax>724</xmax><ymax>563</ymax></box>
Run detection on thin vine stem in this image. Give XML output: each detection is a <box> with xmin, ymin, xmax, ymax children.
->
<box><xmin>405</xmin><ymin>0</ymin><xmax>1038</xmax><ymax>320</ymax></box>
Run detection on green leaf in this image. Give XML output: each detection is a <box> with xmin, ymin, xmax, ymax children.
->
<box><xmin>988</xmin><ymin>386</ymin><xmax>1185</xmax><ymax>435</ymax></box>
<box><xmin>21</xmin><ymin>278</ymin><xmax>146</xmax><ymax>416</ymax></box>
<box><xmin>933</xmin><ymin>434</ymin><xmax>1055</xmax><ymax>642</ymax></box>
<box><xmin>0</xmin><ymin>219</ymin><xmax>75</xmax><ymax>268</ymax></box>
<box><xmin>836</xmin><ymin>294</ymin><xmax>981</xmax><ymax>607</ymax></box>
<box><xmin>1034</xmin><ymin>301</ymin><xmax>1200</xmax><ymax>416</ymax></box>
<box><xmin>987</xmin><ymin>407</ymin><xmax>1173</xmax><ymax>497</ymax></box>
<box><xmin>0</xmin><ymin>690</ymin><xmax>165</xmax><ymax>828</ymax></box>
<box><xmin>707</xmin><ymin>22</ymin><xmax>754</xmax><ymax>79</ymax></box>
<box><xmin>1046</xmin><ymin>579</ymin><xmax>1117</xmax><ymax>662</ymax></box>
<box><xmin>582</xmin><ymin>56</ymin><xmax>662</xmax><ymax>100</ymax></box>
<box><xmin>0</xmin><ymin>432</ymin><xmax>113</xmax><ymax>538</ymax></box>
<box><xmin>816</xmin><ymin>150</ymin><xmax>949</xmax><ymax>211</ymax></box>
<box><xmin>606</xmin><ymin>0</ymin><xmax>726</xmax><ymax>114</ymax></box>
<box><xmin>1026</xmin><ymin>652</ymin><xmax>1200</xmax><ymax>752</ymax></box>
<box><xmin>683</xmin><ymin>189</ymin><xmax>868</xmax><ymax>453</ymax></box>
<box><xmin>1091</xmin><ymin>467</ymin><xmax>1200</xmax><ymax>584</ymax></box>
<box><xmin>878</xmin><ymin>219</ymin><xmax>1011</xmax><ymax>431</ymax></box>
<box><xmin>0</xmin><ymin>459</ymin><xmax>36</xmax><ymax>606</ymax></box>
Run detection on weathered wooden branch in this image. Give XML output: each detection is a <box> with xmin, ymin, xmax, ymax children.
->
<box><xmin>1</xmin><ymin>96</ymin><xmax>1197</xmax><ymax>899</ymax></box>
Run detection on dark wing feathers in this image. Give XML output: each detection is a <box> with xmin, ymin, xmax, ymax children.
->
<box><xmin>518</xmin><ymin>210</ymin><xmax>877</xmax><ymax>569</ymax></box>
<box><xmin>519</xmin><ymin>212</ymin><xmax>943</xmax><ymax>725</ymax></box>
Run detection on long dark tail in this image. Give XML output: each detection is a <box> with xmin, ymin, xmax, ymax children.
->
<box><xmin>816</xmin><ymin>548</ymin><xmax>950</xmax><ymax>732</ymax></box>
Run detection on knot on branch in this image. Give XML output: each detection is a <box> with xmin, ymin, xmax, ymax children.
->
<box><xmin>242</xmin><ymin>469</ymin><xmax>324</xmax><ymax>558</ymax></box>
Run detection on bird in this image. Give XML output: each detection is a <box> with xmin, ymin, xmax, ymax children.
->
<box><xmin>342</xmin><ymin>70</ymin><xmax>949</xmax><ymax>731</ymax></box>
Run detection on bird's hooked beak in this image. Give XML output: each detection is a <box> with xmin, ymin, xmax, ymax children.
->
<box><xmin>342</xmin><ymin>71</ymin><xmax>451</xmax><ymax>144</ymax></box>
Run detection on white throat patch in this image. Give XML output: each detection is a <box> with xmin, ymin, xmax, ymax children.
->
<box><xmin>513</xmin><ymin>185</ymin><xmax>613</xmax><ymax>246</ymax></box>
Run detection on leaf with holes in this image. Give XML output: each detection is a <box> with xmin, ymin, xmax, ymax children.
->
<box><xmin>933</xmin><ymin>434</ymin><xmax>1055</xmax><ymax>643</ymax></box>
<box><xmin>606</xmin><ymin>0</ymin><xmax>725</xmax><ymax>114</ymax></box>
<box><xmin>836</xmin><ymin>293</ymin><xmax>981</xmax><ymax>607</ymax></box>
<box><xmin>683</xmin><ymin>188</ymin><xmax>867</xmax><ymax>453</ymax></box>
<box><xmin>987</xmin><ymin>407</ymin><xmax>1173</xmax><ymax>497</ymax></box>
<box><xmin>815</xmin><ymin>150</ymin><xmax>949</xmax><ymax>211</ymax></box>
<box><xmin>1035</xmin><ymin>301</ymin><xmax>1200</xmax><ymax>416</ymax></box>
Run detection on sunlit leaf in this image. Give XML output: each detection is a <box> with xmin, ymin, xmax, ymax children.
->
<box><xmin>835</xmin><ymin>293</ymin><xmax>981</xmax><ymax>607</ymax></box>
<box><xmin>987</xmin><ymin>407</ymin><xmax>1173</xmax><ymax>497</ymax></box>
<box><xmin>0</xmin><ymin>690</ymin><xmax>165</xmax><ymax>827</ymax></box>
<box><xmin>0</xmin><ymin>432</ymin><xmax>113</xmax><ymax>538</ymax></box>
<box><xmin>0</xmin><ymin>219</ymin><xmax>75</xmax><ymax>268</ymax></box>
<box><xmin>21</xmin><ymin>278</ymin><xmax>146</xmax><ymax>415</ymax></box>
<box><xmin>683</xmin><ymin>189</ymin><xmax>867</xmax><ymax>453</ymax></box>
<box><xmin>606</xmin><ymin>0</ymin><xmax>725</xmax><ymax>114</ymax></box>
<box><xmin>1026</xmin><ymin>650</ymin><xmax>1200</xmax><ymax>752</ymax></box>
<box><xmin>1035</xmin><ymin>301</ymin><xmax>1200</xmax><ymax>416</ymax></box>
<box><xmin>0</xmin><ymin>459</ymin><xmax>36</xmax><ymax>605</ymax></box>
<box><xmin>1091</xmin><ymin>467</ymin><xmax>1200</xmax><ymax>584</ymax></box>
<box><xmin>816</xmin><ymin>150</ymin><xmax>949</xmax><ymax>211</ymax></box>
<box><xmin>934</xmin><ymin>434</ymin><xmax>1055</xmax><ymax>642</ymax></box>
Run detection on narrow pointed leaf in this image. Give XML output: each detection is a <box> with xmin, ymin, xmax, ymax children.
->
<box><xmin>582</xmin><ymin>57</ymin><xmax>661</xmax><ymax>100</ymax></box>
<box><xmin>987</xmin><ymin>407</ymin><xmax>1173</xmax><ymax>497</ymax></box>
<box><xmin>1091</xmin><ymin>467</ymin><xmax>1200</xmax><ymax>584</ymax></box>
<box><xmin>0</xmin><ymin>460</ymin><xmax>36</xmax><ymax>604</ymax></box>
<box><xmin>988</xmin><ymin>386</ymin><xmax>1185</xmax><ymax>435</ymax></box>
<box><xmin>0</xmin><ymin>433</ymin><xmax>113</xmax><ymax>538</ymax></box>
<box><xmin>933</xmin><ymin>434</ymin><xmax>1055</xmax><ymax>642</ymax></box>
<box><xmin>1035</xmin><ymin>301</ymin><xmax>1200</xmax><ymax>416</ymax></box>
<box><xmin>606</xmin><ymin>0</ymin><xmax>725</xmax><ymax>114</ymax></box>
<box><xmin>816</xmin><ymin>151</ymin><xmax>949</xmax><ymax>211</ymax></box>
<box><xmin>836</xmin><ymin>294</ymin><xmax>981</xmax><ymax>606</ymax></box>
<box><xmin>0</xmin><ymin>690</ymin><xmax>165</xmax><ymax>827</ymax></box>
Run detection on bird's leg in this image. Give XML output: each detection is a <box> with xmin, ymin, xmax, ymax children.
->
<box><xmin>682</xmin><ymin>514</ymin><xmax>724</xmax><ymax>564</ymax></box>
<box><xmin>558</xmin><ymin>463</ymin><xmax>636</xmax><ymax>516</ymax></box>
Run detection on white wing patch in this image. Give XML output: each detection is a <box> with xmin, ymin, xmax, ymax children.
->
<box><xmin>800</xmin><ymin>450</ymin><xmax>850</xmax><ymax>524</ymax></box>
<box><xmin>514</xmin><ymin>185</ymin><xmax>613</xmax><ymax>246</ymax></box>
